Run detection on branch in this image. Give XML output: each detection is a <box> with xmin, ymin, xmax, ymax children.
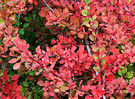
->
<box><xmin>106</xmin><ymin>37</ymin><xmax>112</xmax><ymax>55</ymax></box>
<box><xmin>83</xmin><ymin>27</ymin><xmax>92</xmax><ymax>56</ymax></box>
<box><xmin>42</xmin><ymin>0</ymin><xmax>54</xmax><ymax>12</ymax></box>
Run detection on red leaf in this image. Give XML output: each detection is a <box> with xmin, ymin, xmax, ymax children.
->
<box><xmin>38</xmin><ymin>80</ymin><xmax>44</xmax><ymax>86</ymax></box>
<box><xmin>78</xmin><ymin>2</ymin><xmax>83</xmax><ymax>8</ymax></box>
<box><xmin>11</xmin><ymin>74</ymin><xmax>19</xmax><ymax>81</ymax></box>
<box><xmin>97</xmin><ymin>74</ymin><xmax>101</xmax><ymax>83</ymax></box>
<box><xmin>15</xmin><ymin>86</ymin><xmax>21</xmax><ymax>91</ymax></box>
<box><xmin>51</xmin><ymin>39</ymin><xmax>57</xmax><ymax>44</ymax></box>
<box><xmin>4</xmin><ymin>71</ymin><xmax>9</xmax><ymax>81</ymax></box>
<box><xmin>13</xmin><ymin>63</ymin><xmax>21</xmax><ymax>70</ymax></box>
<box><xmin>110</xmin><ymin>48</ymin><xmax>119</xmax><ymax>55</ymax></box>
<box><xmin>34</xmin><ymin>0</ymin><xmax>38</xmax><ymax>5</ymax></box>
<box><xmin>1</xmin><ymin>96</ymin><xmax>6</xmax><ymax>99</ymax></box>
<box><xmin>0</xmin><ymin>60</ymin><xmax>3</xmax><ymax>65</ymax></box>
<box><xmin>8</xmin><ymin>58</ymin><xmax>19</xmax><ymax>63</ymax></box>
<box><xmin>106</xmin><ymin>74</ymin><xmax>114</xmax><ymax>81</ymax></box>
<box><xmin>49</xmin><ymin>92</ymin><xmax>55</xmax><ymax>96</ymax></box>
<box><xmin>36</xmin><ymin>46</ymin><xmax>41</xmax><ymax>54</ymax></box>
<box><xmin>92</xmin><ymin>89</ymin><xmax>98</xmax><ymax>96</ymax></box>
<box><xmin>85</xmin><ymin>95</ymin><xmax>94</xmax><ymax>99</ymax></box>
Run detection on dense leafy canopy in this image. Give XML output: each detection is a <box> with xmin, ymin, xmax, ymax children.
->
<box><xmin>0</xmin><ymin>0</ymin><xmax>135</xmax><ymax>99</ymax></box>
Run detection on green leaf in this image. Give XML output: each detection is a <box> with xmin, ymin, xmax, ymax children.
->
<box><xmin>93</xmin><ymin>66</ymin><xmax>100</xmax><ymax>72</ymax></box>
<box><xmin>92</xmin><ymin>15</ymin><xmax>97</xmax><ymax>20</ymax></box>
<box><xmin>118</xmin><ymin>71</ymin><xmax>123</xmax><ymax>76</ymax></box>
<box><xmin>92</xmin><ymin>45</ymin><xmax>97</xmax><ymax>52</ymax></box>
<box><xmin>93</xmin><ymin>21</ymin><xmax>98</xmax><ymax>29</ymax></box>
<box><xmin>24</xmin><ymin>17</ymin><xmax>30</xmax><ymax>22</ymax></box>
<box><xmin>85</xmin><ymin>0</ymin><xmax>90</xmax><ymax>4</ymax></box>
<box><xmin>23</xmin><ymin>81</ymin><xmax>29</xmax><ymax>87</ymax></box>
<box><xmin>19</xmin><ymin>29</ymin><xmax>24</xmax><ymax>35</ymax></box>
<box><xmin>120</xmin><ymin>66</ymin><xmax>124</xmax><ymax>69</ymax></box>
<box><xmin>20</xmin><ymin>86</ymin><xmax>23</xmax><ymax>91</ymax></box>
<box><xmin>83</xmin><ymin>18</ymin><xmax>90</xmax><ymax>24</ymax></box>
<box><xmin>93</xmin><ymin>54</ymin><xmax>98</xmax><ymax>60</ymax></box>
<box><xmin>0</xmin><ymin>19</ymin><xmax>5</xmax><ymax>24</ymax></box>
<box><xmin>82</xmin><ymin>10</ymin><xmax>88</xmax><ymax>16</ymax></box>
<box><xmin>28</xmin><ymin>16</ymin><xmax>32</xmax><ymax>22</ymax></box>
<box><xmin>127</xmin><ymin>0</ymin><xmax>131</xmax><ymax>4</ymax></box>
<box><xmin>33</xmin><ymin>87</ymin><xmax>38</xmax><ymax>92</ymax></box>
<box><xmin>121</xmin><ymin>68</ymin><xmax>127</xmax><ymax>75</ymax></box>
<box><xmin>29</xmin><ymin>71</ymin><xmax>33</xmax><ymax>76</ymax></box>
<box><xmin>85</xmin><ymin>5</ymin><xmax>90</xmax><ymax>10</ymax></box>
<box><xmin>125</xmin><ymin>72</ymin><xmax>133</xmax><ymax>78</ymax></box>
<box><xmin>90</xmin><ymin>18</ymin><xmax>93</xmax><ymax>21</ymax></box>
<box><xmin>39</xmin><ymin>89</ymin><xmax>43</xmax><ymax>97</ymax></box>
<box><xmin>34</xmin><ymin>95</ymin><xmax>39</xmax><ymax>99</ymax></box>
<box><xmin>33</xmin><ymin>14</ymin><xmax>36</xmax><ymax>19</ymax></box>
<box><xmin>101</xmin><ymin>59</ymin><xmax>106</xmax><ymax>64</ymax></box>
<box><xmin>23</xmin><ymin>23</ymin><xmax>28</xmax><ymax>28</ymax></box>
<box><xmin>123</xmin><ymin>90</ymin><xmax>128</xmax><ymax>93</ymax></box>
<box><xmin>14</xmin><ymin>20</ymin><xmax>21</xmax><ymax>27</ymax></box>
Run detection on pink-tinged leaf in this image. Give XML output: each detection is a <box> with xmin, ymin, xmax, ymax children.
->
<box><xmin>79</xmin><ymin>80</ymin><xmax>83</xmax><ymax>86</ymax></box>
<box><xmin>9</xmin><ymin>58</ymin><xmax>19</xmax><ymax>63</ymax></box>
<box><xmin>79</xmin><ymin>45</ymin><xmax>84</xmax><ymax>52</ymax></box>
<box><xmin>74</xmin><ymin>2</ymin><xmax>78</xmax><ymax>10</ymax></box>
<box><xmin>50</xmin><ymin>59</ymin><xmax>56</xmax><ymax>68</ymax></box>
<box><xmin>65</xmin><ymin>71</ymin><xmax>71</xmax><ymax>78</ymax></box>
<box><xmin>38</xmin><ymin>80</ymin><xmax>44</xmax><ymax>86</ymax></box>
<box><xmin>13</xmin><ymin>63</ymin><xmax>21</xmax><ymax>70</ymax></box>
<box><xmin>130</xmin><ymin>58</ymin><xmax>135</xmax><ymax>63</ymax></box>
<box><xmin>49</xmin><ymin>92</ymin><xmax>55</xmax><ymax>96</ymax></box>
<box><xmin>71</xmin><ymin>46</ymin><xmax>76</xmax><ymax>52</ymax></box>
<box><xmin>106</xmin><ymin>74</ymin><xmax>114</xmax><ymax>81</ymax></box>
<box><xmin>43</xmin><ymin>92</ymin><xmax>48</xmax><ymax>96</ymax></box>
<box><xmin>78</xmin><ymin>2</ymin><xmax>83</xmax><ymax>8</ymax></box>
<box><xmin>36</xmin><ymin>46</ymin><xmax>41</xmax><ymax>54</ymax></box>
<box><xmin>1</xmin><ymin>96</ymin><xmax>6</xmax><ymax>99</ymax></box>
<box><xmin>51</xmin><ymin>39</ymin><xmax>57</xmax><ymax>44</ymax></box>
<box><xmin>34</xmin><ymin>0</ymin><xmax>38</xmax><ymax>5</ymax></box>
<box><xmin>110</xmin><ymin>48</ymin><xmax>119</xmax><ymax>55</ymax></box>
<box><xmin>85</xmin><ymin>65</ymin><xmax>90</xmax><ymax>69</ymax></box>
<box><xmin>92</xmin><ymin>89</ymin><xmax>98</xmax><ymax>95</ymax></box>
<box><xmin>85</xmin><ymin>95</ymin><xmax>94</xmax><ymax>99</ymax></box>
<box><xmin>28</xmin><ymin>0</ymin><xmax>33</xmax><ymax>4</ymax></box>
<box><xmin>97</xmin><ymin>74</ymin><xmax>101</xmax><ymax>83</ymax></box>
<box><xmin>82</xmin><ymin>85</ymin><xmax>90</xmax><ymax>92</ymax></box>
<box><xmin>15</xmin><ymin>86</ymin><xmax>21</xmax><ymax>91</ymax></box>
<box><xmin>0</xmin><ymin>92</ymin><xmax>2</xmax><ymax>97</ymax></box>
<box><xmin>11</xmin><ymin>74</ymin><xmax>19</xmax><ymax>81</ymax></box>
<box><xmin>39</xmin><ymin>11</ymin><xmax>46</xmax><ymax>17</ymax></box>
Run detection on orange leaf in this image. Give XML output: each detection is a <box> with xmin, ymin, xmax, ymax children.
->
<box><xmin>78</xmin><ymin>33</ymin><xmax>84</xmax><ymax>39</ymax></box>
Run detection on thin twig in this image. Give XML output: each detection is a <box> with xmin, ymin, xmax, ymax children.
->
<box><xmin>26</xmin><ymin>84</ymin><xmax>34</xmax><ymax>95</ymax></box>
<box><xmin>42</xmin><ymin>0</ymin><xmax>54</xmax><ymax>12</ymax></box>
<box><xmin>83</xmin><ymin>27</ymin><xmax>92</xmax><ymax>56</ymax></box>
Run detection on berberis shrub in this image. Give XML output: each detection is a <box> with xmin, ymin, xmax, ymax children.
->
<box><xmin>0</xmin><ymin>0</ymin><xmax>135</xmax><ymax>99</ymax></box>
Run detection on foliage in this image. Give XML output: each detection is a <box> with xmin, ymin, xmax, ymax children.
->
<box><xmin>0</xmin><ymin>0</ymin><xmax>135</xmax><ymax>99</ymax></box>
